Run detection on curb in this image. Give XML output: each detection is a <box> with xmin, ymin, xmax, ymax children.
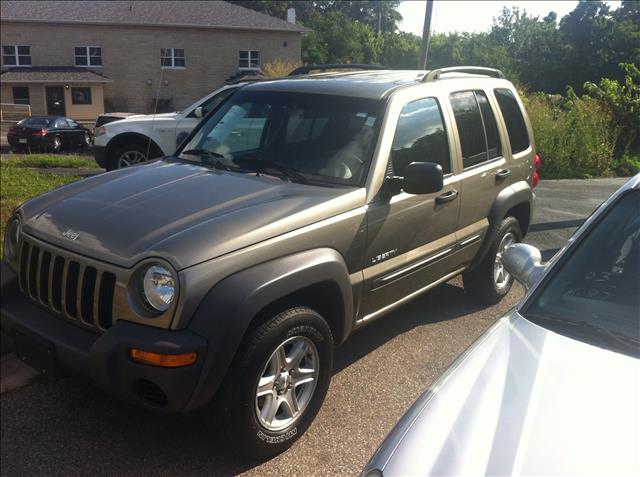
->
<box><xmin>0</xmin><ymin>354</ymin><xmax>39</xmax><ymax>394</ymax></box>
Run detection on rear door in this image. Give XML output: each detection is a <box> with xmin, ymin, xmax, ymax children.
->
<box><xmin>359</xmin><ymin>95</ymin><xmax>461</xmax><ymax>319</ymax></box>
<box><xmin>447</xmin><ymin>89</ymin><xmax>512</xmax><ymax>266</ymax></box>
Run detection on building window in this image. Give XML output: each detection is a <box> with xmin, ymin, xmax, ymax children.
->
<box><xmin>71</xmin><ymin>87</ymin><xmax>92</xmax><ymax>105</ymax></box>
<box><xmin>75</xmin><ymin>46</ymin><xmax>102</xmax><ymax>67</ymax></box>
<box><xmin>2</xmin><ymin>45</ymin><xmax>31</xmax><ymax>66</ymax></box>
<box><xmin>161</xmin><ymin>48</ymin><xmax>185</xmax><ymax>68</ymax></box>
<box><xmin>12</xmin><ymin>87</ymin><xmax>30</xmax><ymax>105</ymax></box>
<box><xmin>239</xmin><ymin>50</ymin><xmax>260</xmax><ymax>70</ymax></box>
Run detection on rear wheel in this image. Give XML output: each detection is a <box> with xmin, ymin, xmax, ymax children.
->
<box><xmin>110</xmin><ymin>144</ymin><xmax>149</xmax><ymax>170</ymax></box>
<box><xmin>463</xmin><ymin>216</ymin><xmax>522</xmax><ymax>305</ymax></box>
<box><xmin>220</xmin><ymin>306</ymin><xmax>334</xmax><ymax>460</ymax></box>
<box><xmin>51</xmin><ymin>135</ymin><xmax>62</xmax><ymax>153</ymax></box>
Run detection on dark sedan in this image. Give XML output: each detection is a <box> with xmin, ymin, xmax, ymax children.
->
<box><xmin>7</xmin><ymin>116</ymin><xmax>92</xmax><ymax>153</ymax></box>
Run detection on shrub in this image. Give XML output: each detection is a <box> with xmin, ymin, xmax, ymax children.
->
<box><xmin>262</xmin><ymin>58</ymin><xmax>303</xmax><ymax>78</ymax></box>
<box><xmin>527</xmin><ymin>87</ymin><xmax>619</xmax><ymax>178</ymax></box>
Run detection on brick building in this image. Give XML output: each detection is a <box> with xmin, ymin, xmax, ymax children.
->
<box><xmin>0</xmin><ymin>1</ymin><xmax>306</xmax><ymax>120</ymax></box>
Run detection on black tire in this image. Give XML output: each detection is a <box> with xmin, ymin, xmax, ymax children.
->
<box><xmin>51</xmin><ymin>135</ymin><xmax>63</xmax><ymax>153</ymax></box>
<box><xmin>108</xmin><ymin>143</ymin><xmax>149</xmax><ymax>170</ymax></box>
<box><xmin>463</xmin><ymin>216</ymin><xmax>522</xmax><ymax>305</ymax></box>
<box><xmin>220</xmin><ymin>306</ymin><xmax>334</xmax><ymax>460</ymax></box>
<box><xmin>81</xmin><ymin>131</ymin><xmax>92</xmax><ymax>148</ymax></box>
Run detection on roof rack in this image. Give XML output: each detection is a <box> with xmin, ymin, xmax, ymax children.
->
<box><xmin>288</xmin><ymin>64</ymin><xmax>387</xmax><ymax>76</ymax></box>
<box><xmin>423</xmin><ymin>66</ymin><xmax>505</xmax><ymax>82</ymax></box>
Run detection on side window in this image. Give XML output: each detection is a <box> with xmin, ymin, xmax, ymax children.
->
<box><xmin>494</xmin><ymin>88</ymin><xmax>530</xmax><ymax>154</ymax></box>
<box><xmin>476</xmin><ymin>91</ymin><xmax>501</xmax><ymax>159</ymax></box>
<box><xmin>54</xmin><ymin>119</ymin><xmax>69</xmax><ymax>128</ymax></box>
<box><xmin>202</xmin><ymin>102</ymin><xmax>269</xmax><ymax>155</ymax></box>
<box><xmin>450</xmin><ymin>91</ymin><xmax>488</xmax><ymax>168</ymax></box>
<box><xmin>390</xmin><ymin>97</ymin><xmax>451</xmax><ymax>176</ymax></box>
<box><xmin>199</xmin><ymin>88</ymin><xmax>236</xmax><ymax>116</ymax></box>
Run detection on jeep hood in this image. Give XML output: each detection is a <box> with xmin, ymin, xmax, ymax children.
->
<box><xmin>107</xmin><ymin>112</ymin><xmax>179</xmax><ymax>128</ymax></box>
<box><xmin>20</xmin><ymin>160</ymin><xmax>365</xmax><ymax>269</ymax></box>
<box><xmin>372</xmin><ymin>313</ymin><xmax>640</xmax><ymax>476</ymax></box>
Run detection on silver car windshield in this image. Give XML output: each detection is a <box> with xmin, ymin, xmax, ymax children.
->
<box><xmin>524</xmin><ymin>190</ymin><xmax>639</xmax><ymax>358</ymax></box>
<box><xmin>179</xmin><ymin>91</ymin><xmax>382</xmax><ymax>186</ymax></box>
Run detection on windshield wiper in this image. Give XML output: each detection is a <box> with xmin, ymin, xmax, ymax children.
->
<box><xmin>233</xmin><ymin>157</ymin><xmax>308</xmax><ymax>184</ymax></box>
<box><xmin>181</xmin><ymin>149</ymin><xmax>230</xmax><ymax>171</ymax></box>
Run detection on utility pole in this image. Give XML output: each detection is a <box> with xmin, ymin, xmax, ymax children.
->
<box><xmin>419</xmin><ymin>0</ymin><xmax>434</xmax><ymax>70</ymax></box>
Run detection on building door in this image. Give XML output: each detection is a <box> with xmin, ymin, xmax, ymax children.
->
<box><xmin>46</xmin><ymin>87</ymin><xmax>65</xmax><ymax>116</ymax></box>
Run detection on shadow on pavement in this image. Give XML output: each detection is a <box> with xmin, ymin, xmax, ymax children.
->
<box><xmin>530</xmin><ymin>219</ymin><xmax>585</xmax><ymax>232</ymax></box>
<box><xmin>1</xmin><ymin>280</ymin><xmax>488</xmax><ymax>476</ymax></box>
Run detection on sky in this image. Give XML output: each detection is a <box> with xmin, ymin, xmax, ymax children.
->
<box><xmin>398</xmin><ymin>1</ymin><xmax>623</xmax><ymax>35</ymax></box>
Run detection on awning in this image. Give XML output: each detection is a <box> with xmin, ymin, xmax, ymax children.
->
<box><xmin>0</xmin><ymin>67</ymin><xmax>112</xmax><ymax>83</ymax></box>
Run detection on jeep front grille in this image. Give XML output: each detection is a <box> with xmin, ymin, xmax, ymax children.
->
<box><xmin>18</xmin><ymin>237</ymin><xmax>116</xmax><ymax>331</ymax></box>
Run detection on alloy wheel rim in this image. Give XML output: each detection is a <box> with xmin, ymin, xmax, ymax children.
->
<box><xmin>255</xmin><ymin>336</ymin><xmax>319</xmax><ymax>432</ymax></box>
<box><xmin>53</xmin><ymin>137</ymin><xmax>61</xmax><ymax>150</ymax></box>
<box><xmin>117</xmin><ymin>150</ymin><xmax>147</xmax><ymax>168</ymax></box>
<box><xmin>494</xmin><ymin>232</ymin><xmax>516</xmax><ymax>289</ymax></box>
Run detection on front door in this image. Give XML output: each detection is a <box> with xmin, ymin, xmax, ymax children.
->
<box><xmin>359</xmin><ymin>96</ymin><xmax>461</xmax><ymax>319</ymax></box>
<box><xmin>46</xmin><ymin>87</ymin><xmax>65</xmax><ymax>116</ymax></box>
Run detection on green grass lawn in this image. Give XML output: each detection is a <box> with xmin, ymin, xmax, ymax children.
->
<box><xmin>1</xmin><ymin>154</ymin><xmax>89</xmax><ymax>255</ymax></box>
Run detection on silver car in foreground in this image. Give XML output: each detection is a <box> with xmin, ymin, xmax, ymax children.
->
<box><xmin>364</xmin><ymin>174</ymin><xmax>640</xmax><ymax>476</ymax></box>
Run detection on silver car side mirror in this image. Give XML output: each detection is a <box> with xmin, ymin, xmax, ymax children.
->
<box><xmin>502</xmin><ymin>243</ymin><xmax>547</xmax><ymax>289</ymax></box>
<box><xmin>194</xmin><ymin>106</ymin><xmax>203</xmax><ymax>118</ymax></box>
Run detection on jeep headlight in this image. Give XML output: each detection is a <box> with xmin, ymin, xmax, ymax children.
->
<box><xmin>3</xmin><ymin>216</ymin><xmax>21</xmax><ymax>269</ymax></box>
<box><xmin>140</xmin><ymin>264</ymin><xmax>177</xmax><ymax>313</ymax></box>
<box><xmin>94</xmin><ymin>126</ymin><xmax>106</xmax><ymax>137</ymax></box>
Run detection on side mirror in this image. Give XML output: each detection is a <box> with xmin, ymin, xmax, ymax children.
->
<box><xmin>194</xmin><ymin>106</ymin><xmax>203</xmax><ymax>118</ymax></box>
<box><xmin>385</xmin><ymin>161</ymin><xmax>443</xmax><ymax>197</ymax></box>
<box><xmin>502</xmin><ymin>243</ymin><xmax>547</xmax><ymax>289</ymax></box>
<box><xmin>176</xmin><ymin>131</ymin><xmax>190</xmax><ymax>148</ymax></box>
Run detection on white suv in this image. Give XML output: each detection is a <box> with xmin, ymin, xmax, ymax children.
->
<box><xmin>93</xmin><ymin>84</ymin><xmax>239</xmax><ymax>170</ymax></box>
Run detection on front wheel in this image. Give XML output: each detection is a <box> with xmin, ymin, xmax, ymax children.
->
<box><xmin>220</xmin><ymin>306</ymin><xmax>334</xmax><ymax>460</ymax></box>
<box><xmin>109</xmin><ymin>144</ymin><xmax>149</xmax><ymax>170</ymax></box>
<box><xmin>463</xmin><ymin>216</ymin><xmax>522</xmax><ymax>305</ymax></box>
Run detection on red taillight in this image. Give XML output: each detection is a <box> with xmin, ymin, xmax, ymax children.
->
<box><xmin>32</xmin><ymin>129</ymin><xmax>48</xmax><ymax>136</ymax></box>
<box><xmin>532</xmin><ymin>154</ymin><xmax>541</xmax><ymax>188</ymax></box>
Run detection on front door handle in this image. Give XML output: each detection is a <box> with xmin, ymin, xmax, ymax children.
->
<box><xmin>496</xmin><ymin>169</ymin><xmax>511</xmax><ymax>180</ymax></box>
<box><xmin>435</xmin><ymin>189</ymin><xmax>458</xmax><ymax>204</ymax></box>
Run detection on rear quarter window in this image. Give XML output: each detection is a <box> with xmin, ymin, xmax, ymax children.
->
<box><xmin>494</xmin><ymin>88</ymin><xmax>530</xmax><ymax>154</ymax></box>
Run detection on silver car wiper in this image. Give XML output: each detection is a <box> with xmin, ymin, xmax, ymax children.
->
<box><xmin>182</xmin><ymin>149</ymin><xmax>231</xmax><ymax>171</ymax></box>
<box><xmin>233</xmin><ymin>157</ymin><xmax>309</xmax><ymax>184</ymax></box>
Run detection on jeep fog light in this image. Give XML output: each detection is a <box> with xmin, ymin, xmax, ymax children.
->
<box><xmin>141</xmin><ymin>264</ymin><xmax>176</xmax><ymax>312</ymax></box>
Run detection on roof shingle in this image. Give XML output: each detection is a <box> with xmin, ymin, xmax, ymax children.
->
<box><xmin>0</xmin><ymin>1</ymin><xmax>309</xmax><ymax>33</ymax></box>
<box><xmin>0</xmin><ymin>67</ymin><xmax>113</xmax><ymax>83</ymax></box>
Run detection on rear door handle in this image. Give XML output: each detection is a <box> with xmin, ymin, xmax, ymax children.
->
<box><xmin>435</xmin><ymin>189</ymin><xmax>458</xmax><ymax>204</ymax></box>
<box><xmin>496</xmin><ymin>169</ymin><xmax>511</xmax><ymax>179</ymax></box>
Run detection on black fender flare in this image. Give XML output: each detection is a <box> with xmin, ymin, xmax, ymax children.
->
<box><xmin>105</xmin><ymin>132</ymin><xmax>165</xmax><ymax>160</ymax></box>
<box><xmin>184</xmin><ymin>248</ymin><xmax>353</xmax><ymax>411</ymax></box>
<box><xmin>469</xmin><ymin>180</ymin><xmax>533</xmax><ymax>270</ymax></box>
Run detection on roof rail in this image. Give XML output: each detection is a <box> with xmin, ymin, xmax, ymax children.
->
<box><xmin>423</xmin><ymin>66</ymin><xmax>505</xmax><ymax>82</ymax></box>
<box><xmin>288</xmin><ymin>64</ymin><xmax>387</xmax><ymax>76</ymax></box>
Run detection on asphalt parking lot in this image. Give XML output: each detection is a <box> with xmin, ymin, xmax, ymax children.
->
<box><xmin>0</xmin><ymin>177</ymin><xmax>628</xmax><ymax>477</ymax></box>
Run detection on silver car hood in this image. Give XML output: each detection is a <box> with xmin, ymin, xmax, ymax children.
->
<box><xmin>372</xmin><ymin>312</ymin><xmax>640</xmax><ymax>476</ymax></box>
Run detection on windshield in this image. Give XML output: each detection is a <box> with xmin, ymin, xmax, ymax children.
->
<box><xmin>18</xmin><ymin>117</ymin><xmax>52</xmax><ymax>128</ymax></box>
<box><xmin>179</xmin><ymin>91</ymin><xmax>382</xmax><ymax>186</ymax></box>
<box><xmin>523</xmin><ymin>190</ymin><xmax>639</xmax><ymax>358</ymax></box>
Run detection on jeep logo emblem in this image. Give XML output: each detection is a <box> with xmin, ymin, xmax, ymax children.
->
<box><xmin>61</xmin><ymin>229</ymin><xmax>80</xmax><ymax>241</ymax></box>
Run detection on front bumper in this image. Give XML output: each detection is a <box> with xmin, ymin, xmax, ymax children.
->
<box><xmin>93</xmin><ymin>145</ymin><xmax>108</xmax><ymax>168</ymax></box>
<box><xmin>1</xmin><ymin>262</ymin><xmax>208</xmax><ymax>413</ymax></box>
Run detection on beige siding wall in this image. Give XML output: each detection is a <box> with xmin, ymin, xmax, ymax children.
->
<box><xmin>1</xmin><ymin>22</ymin><xmax>302</xmax><ymax>115</ymax></box>
<box><xmin>1</xmin><ymin>83</ymin><xmax>104</xmax><ymax>120</ymax></box>
<box><xmin>1</xmin><ymin>83</ymin><xmax>46</xmax><ymax>115</ymax></box>
<box><xmin>64</xmin><ymin>84</ymin><xmax>105</xmax><ymax>120</ymax></box>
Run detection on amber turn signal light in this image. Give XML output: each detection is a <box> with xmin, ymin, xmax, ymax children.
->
<box><xmin>129</xmin><ymin>349</ymin><xmax>197</xmax><ymax>368</ymax></box>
